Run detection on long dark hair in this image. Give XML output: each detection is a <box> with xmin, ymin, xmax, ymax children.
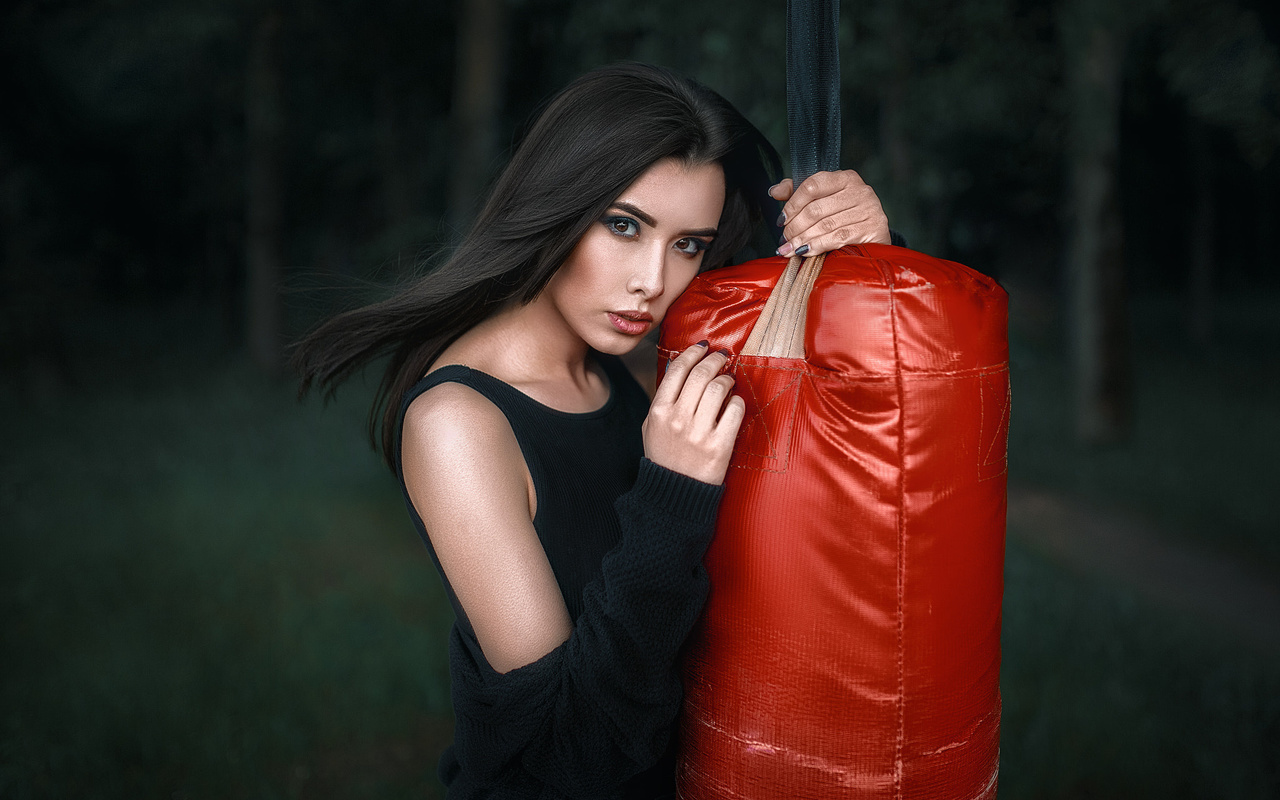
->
<box><xmin>292</xmin><ymin>62</ymin><xmax>781</xmax><ymax>469</ymax></box>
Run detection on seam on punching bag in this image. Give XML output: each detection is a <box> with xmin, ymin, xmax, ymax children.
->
<box><xmin>726</xmin><ymin>363</ymin><xmax>805</xmax><ymax>473</ymax></box>
<box><xmin>881</xmin><ymin>259</ymin><xmax>908</xmax><ymax>800</ymax></box>
<box><xmin>979</xmin><ymin>366</ymin><xmax>1011</xmax><ymax>482</ymax></box>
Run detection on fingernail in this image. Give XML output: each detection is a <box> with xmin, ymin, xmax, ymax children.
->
<box><xmin>794</xmin><ymin>244</ymin><xmax>810</xmax><ymax>258</ymax></box>
<box><xmin>778</xmin><ymin>234</ymin><xmax>787</xmax><ymax>246</ymax></box>
<box><xmin>776</xmin><ymin>212</ymin><xmax>786</xmax><ymax>227</ymax></box>
<box><xmin>696</xmin><ymin>339</ymin><xmax>709</xmax><ymax>348</ymax></box>
<box><xmin>777</xmin><ymin>241</ymin><xmax>793</xmax><ymax>257</ymax></box>
<box><xmin>715</xmin><ymin>348</ymin><xmax>731</xmax><ymax>358</ymax></box>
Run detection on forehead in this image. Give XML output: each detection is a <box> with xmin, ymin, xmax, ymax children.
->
<box><xmin>614</xmin><ymin>158</ymin><xmax>725</xmax><ymax>226</ymax></box>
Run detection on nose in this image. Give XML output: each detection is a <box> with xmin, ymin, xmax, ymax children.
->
<box><xmin>627</xmin><ymin>242</ymin><xmax>667</xmax><ymax>299</ymax></box>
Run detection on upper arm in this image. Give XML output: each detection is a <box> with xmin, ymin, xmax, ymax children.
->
<box><xmin>401</xmin><ymin>382</ymin><xmax>572</xmax><ymax>673</ymax></box>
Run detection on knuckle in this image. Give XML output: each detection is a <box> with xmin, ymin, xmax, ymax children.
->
<box><xmin>819</xmin><ymin>215</ymin><xmax>840</xmax><ymax>234</ymax></box>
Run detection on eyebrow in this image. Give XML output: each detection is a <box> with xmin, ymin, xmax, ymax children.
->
<box><xmin>612</xmin><ymin>202</ymin><xmax>719</xmax><ymax>238</ymax></box>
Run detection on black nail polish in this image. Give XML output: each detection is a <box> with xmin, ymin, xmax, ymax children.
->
<box><xmin>776</xmin><ymin>212</ymin><xmax>786</xmax><ymax>227</ymax></box>
<box><xmin>696</xmin><ymin>340</ymin><xmax>709</xmax><ymax>348</ymax></box>
<box><xmin>794</xmin><ymin>244</ymin><xmax>810</xmax><ymax>258</ymax></box>
<box><xmin>715</xmin><ymin>348</ymin><xmax>731</xmax><ymax>358</ymax></box>
<box><xmin>778</xmin><ymin>234</ymin><xmax>787</xmax><ymax>246</ymax></box>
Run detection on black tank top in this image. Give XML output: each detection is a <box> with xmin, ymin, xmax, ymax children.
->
<box><xmin>394</xmin><ymin>353</ymin><xmax>651</xmax><ymax>638</ymax></box>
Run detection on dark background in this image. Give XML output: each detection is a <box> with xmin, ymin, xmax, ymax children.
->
<box><xmin>2</xmin><ymin>0</ymin><xmax>1278</xmax><ymax>797</ymax></box>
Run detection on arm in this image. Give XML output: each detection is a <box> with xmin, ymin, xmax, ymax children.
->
<box><xmin>402</xmin><ymin>380</ymin><xmax>572</xmax><ymax>674</ymax></box>
<box><xmin>402</xmin><ymin>345</ymin><xmax>743</xmax><ymax>795</ymax></box>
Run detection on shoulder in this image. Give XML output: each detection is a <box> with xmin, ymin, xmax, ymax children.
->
<box><xmin>401</xmin><ymin>377</ymin><xmax>568</xmax><ymax>672</ymax></box>
<box><xmin>403</xmin><ymin>377</ymin><xmax>512</xmax><ymax>452</ymax></box>
<box><xmin>401</xmin><ymin>377</ymin><xmax>532</xmax><ymax>518</ymax></box>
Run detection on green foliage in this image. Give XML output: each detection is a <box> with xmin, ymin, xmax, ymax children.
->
<box><xmin>1159</xmin><ymin>0</ymin><xmax>1280</xmax><ymax>167</ymax></box>
<box><xmin>550</xmin><ymin>0</ymin><xmax>790</xmax><ymax>150</ymax></box>
<box><xmin>35</xmin><ymin>3</ymin><xmax>239</xmax><ymax>133</ymax></box>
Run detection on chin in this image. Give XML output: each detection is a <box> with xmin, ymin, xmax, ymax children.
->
<box><xmin>593</xmin><ymin>335</ymin><xmax>645</xmax><ymax>356</ymax></box>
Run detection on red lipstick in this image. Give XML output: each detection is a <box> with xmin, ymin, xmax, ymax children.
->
<box><xmin>608</xmin><ymin>310</ymin><xmax>653</xmax><ymax>335</ymax></box>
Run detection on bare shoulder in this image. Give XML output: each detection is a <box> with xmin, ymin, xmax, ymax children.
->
<box><xmin>403</xmin><ymin>380</ymin><xmax>515</xmax><ymax>457</ymax></box>
<box><xmin>400</xmin><ymin>380</ymin><xmax>530</xmax><ymax>518</ymax></box>
<box><xmin>400</xmin><ymin>379</ymin><xmax>569</xmax><ymax>672</ymax></box>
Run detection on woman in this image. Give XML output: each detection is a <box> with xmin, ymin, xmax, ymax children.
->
<box><xmin>294</xmin><ymin>63</ymin><xmax>891</xmax><ymax>798</ymax></box>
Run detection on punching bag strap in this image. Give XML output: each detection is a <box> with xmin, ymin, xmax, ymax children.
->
<box><xmin>742</xmin><ymin>0</ymin><xmax>840</xmax><ymax>359</ymax></box>
<box><xmin>741</xmin><ymin>252</ymin><xmax>825</xmax><ymax>357</ymax></box>
<box><xmin>786</xmin><ymin>0</ymin><xmax>841</xmax><ymax>186</ymax></box>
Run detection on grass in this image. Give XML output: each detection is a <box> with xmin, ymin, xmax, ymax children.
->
<box><xmin>2</xmin><ymin>293</ymin><xmax>1277</xmax><ymax>797</ymax></box>
<box><xmin>999</xmin><ymin>537</ymin><xmax>1280</xmax><ymax>799</ymax></box>
<box><xmin>1</xmin><ymin>335</ymin><xmax>454</xmax><ymax>798</ymax></box>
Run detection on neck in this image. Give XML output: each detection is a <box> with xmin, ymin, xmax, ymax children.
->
<box><xmin>467</xmin><ymin>294</ymin><xmax>595</xmax><ymax>387</ymax></box>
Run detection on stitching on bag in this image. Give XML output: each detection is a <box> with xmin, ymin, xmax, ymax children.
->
<box><xmin>978</xmin><ymin>367</ymin><xmax>1010</xmax><ymax>482</ymax></box>
<box><xmin>730</xmin><ymin>366</ymin><xmax>804</xmax><ymax>472</ymax></box>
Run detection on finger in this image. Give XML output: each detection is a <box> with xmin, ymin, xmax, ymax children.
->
<box><xmin>692</xmin><ymin>373</ymin><xmax>736</xmax><ymax>431</ymax></box>
<box><xmin>804</xmin><ymin>217</ymin><xmax>893</xmax><ymax>253</ymax></box>
<box><xmin>715</xmin><ymin>395</ymin><xmax>746</xmax><ymax>441</ymax></box>
<box><xmin>768</xmin><ymin>178</ymin><xmax>795</xmax><ymax>203</ymax></box>
<box><xmin>654</xmin><ymin>341</ymin><xmax>710</xmax><ymax>407</ymax></box>
<box><xmin>787</xmin><ymin>206</ymin><xmax>891</xmax><ymax>256</ymax></box>
<box><xmin>781</xmin><ymin>179</ymin><xmax>887</xmax><ymax>255</ymax></box>
<box><xmin>672</xmin><ymin>350</ymin><xmax>730</xmax><ymax>420</ymax></box>
<box><xmin>779</xmin><ymin>171</ymin><xmax>855</xmax><ymax>235</ymax></box>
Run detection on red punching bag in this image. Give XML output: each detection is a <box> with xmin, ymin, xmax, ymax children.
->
<box><xmin>658</xmin><ymin>246</ymin><xmax>1008</xmax><ymax>799</ymax></box>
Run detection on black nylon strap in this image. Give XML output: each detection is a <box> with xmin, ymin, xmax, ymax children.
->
<box><xmin>786</xmin><ymin>0</ymin><xmax>841</xmax><ymax>187</ymax></box>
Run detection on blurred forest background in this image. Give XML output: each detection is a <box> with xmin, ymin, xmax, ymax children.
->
<box><xmin>2</xmin><ymin>0</ymin><xmax>1278</xmax><ymax>796</ymax></box>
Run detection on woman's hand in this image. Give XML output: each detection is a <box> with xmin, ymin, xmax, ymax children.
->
<box><xmin>643</xmin><ymin>342</ymin><xmax>745</xmax><ymax>486</ymax></box>
<box><xmin>770</xmin><ymin>170</ymin><xmax>891</xmax><ymax>257</ymax></box>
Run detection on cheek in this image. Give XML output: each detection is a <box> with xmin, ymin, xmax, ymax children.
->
<box><xmin>671</xmin><ymin>261</ymin><xmax>702</xmax><ymax>297</ymax></box>
<box><xmin>654</xmin><ymin>263</ymin><xmax>703</xmax><ymax>323</ymax></box>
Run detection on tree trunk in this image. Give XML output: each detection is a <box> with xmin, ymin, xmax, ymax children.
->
<box><xmin>245</xmin><ymin>10</ymin><xmax>284</xmax><ymax>376</ymax></box>
<box><xmin>877</xmin><ymin>0</ymin><xmax>919</xmax><ymax>245</ymax></box>
<box><xmin>1186</xmin><ymin>119</ymin><xmax>1214</xmax><ymax>346</ymax></box>
<box><xmin>1063</xmin><ymin>8</ymin><xmax>1130</xmax><ymax>444</ymax></box>
<box><xmin>1256</xmin><ymin>162</ymin><xmax>1276</xmax><ymax>293</ymax></box>
<box><xmin>448</xmin><ymin>0</ymin><xmax>508</xmax><ymax>232</ymax></box>
<box><xmin>377</xmin><ymin>81</ymin><xmax>414</xmax><ymax>230</ymax></box>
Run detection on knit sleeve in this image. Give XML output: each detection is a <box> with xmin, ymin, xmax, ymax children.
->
<box><xmin>444</xmin><ymin>457</ymin><xmax>722</xmax><ymax>798</ymax></box>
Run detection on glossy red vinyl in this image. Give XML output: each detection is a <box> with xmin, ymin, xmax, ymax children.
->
<box><xmin>657</xmin><ymin>244</ymin><xmax>1008</xmax><ymax>800</ymax></box>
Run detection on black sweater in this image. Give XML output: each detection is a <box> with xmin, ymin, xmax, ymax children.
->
<box><xmin>395</xmin><ymin>356</ymin><xmax>724</xmax><ymax>799</ymax></box>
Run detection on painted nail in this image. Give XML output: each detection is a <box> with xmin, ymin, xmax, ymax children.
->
<box><xmin>776</xmin><ymin>241</ymin><xmax>794</xmax><ymax>257</ymax></box>
<box><xmin>794</xmin><ymin>244</ymin><xmax>810</xmax><ymax>258</ymax></box>
<box><xmin>776</xmin><ymin>212</ymin><xmax>787</xmax><ymax>227</ymax></box>
<box><xmin>696</xmin><ymin>339</ymin><xmax>709</xmax><ymax>348</ymax></box>
<box><xmin>715</xmin><ymin>348</ymin><xmax>732</xmax><ymax>357</ymax></box>
<box><xmin>778</xmin><ymin>234</ymin><xmax>788</xmax><ymax>246</ymax></box>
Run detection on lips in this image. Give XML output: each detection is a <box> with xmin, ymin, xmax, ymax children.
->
<box><xmin>608</xmin><ymin>310</ymin><xmax>653</xmax><ymax>335</ymax></box>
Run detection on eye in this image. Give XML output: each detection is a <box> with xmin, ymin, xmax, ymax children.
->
<box><xmin>602</xmin><ymin>216</ymin><xmax>639</xmax><ymax>238</ymax></box>
<box><xmin>675</xmin><ymin>237</ymin><xmax>712</xmax><ymax>257</ymax></box>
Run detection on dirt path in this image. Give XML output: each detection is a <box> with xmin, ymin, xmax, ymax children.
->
<box><xmin>1006</xmin><ymin>488</ymin><xmax>1280</xmax><ymax>653</ymax></box>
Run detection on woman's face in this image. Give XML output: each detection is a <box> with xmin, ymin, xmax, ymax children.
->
<box><xmin>544</xmin><ymin>157</ymin><xmax>726</xmax><ymax>355</ymax></box>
